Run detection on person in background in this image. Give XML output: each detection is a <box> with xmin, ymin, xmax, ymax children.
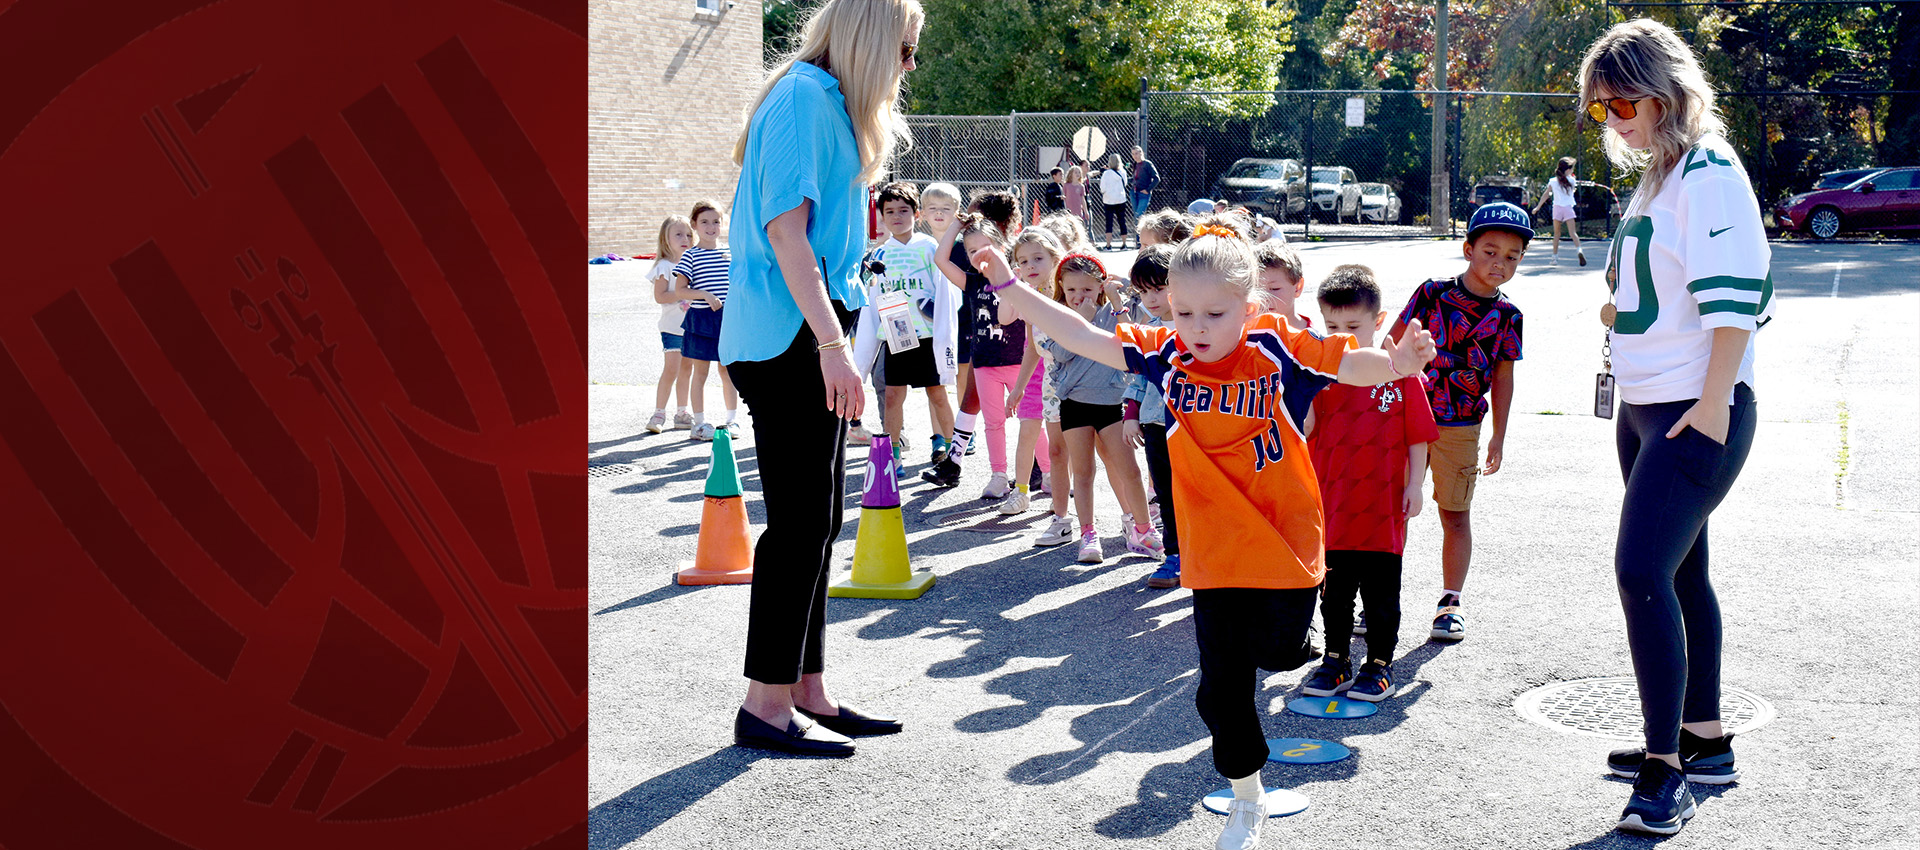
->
<box><xmin>1137</xmin><ymin>208</ymin><xmax>1194</xmax><ymax>247</ymax></box>
<box><xmin>1043</xmin><ymin>167</ymin><xmax>1066</xmax><ymax>213</ymax></box>
<box><xmin>646</xmin><ymin>215</ymin><xmax>696</xmax><ymax>434</ymax></box>
<box><xmin>1534</xmin><ymin>156</ymin><xmax>1588</xmax><ymax>267</ymax></box>
<box><xmin>1129</xmin><ymin>144</ymin><xmax>1160</xmax><ymax>221</ymax></box>
<box><xmin>671</xmin><ymin>199</ymin><xmax>740</xmax><ymax>440</ymax></box>
<box><xmin>1098</xmin><ymin>153</ymin><xmax>1131</xmax><ymax>251</ymax></box>
<box><xmin>1064</xmin><ymin>165</ymin><xmax>1091</xmax><ymax>234</ymax></box>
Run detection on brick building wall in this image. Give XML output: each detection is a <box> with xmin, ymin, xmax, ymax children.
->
<box><xmin>590</xmin><ymin>0</ymin><xmax>764</xmax><ymax>257</ymax></box>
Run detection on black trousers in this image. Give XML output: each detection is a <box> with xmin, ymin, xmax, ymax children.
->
<box><xmin>1615</xmin><ymin>383</ymin><xmax>1756</xmax><ymax>754</ymax></box>
<box><xmin>1141</xmin><ymin>423</ymin><xmax>1179</xmax><ymax>555</ymax></box>
<box><xmin>728</xmin><ymin>303</ymin><xmax>858</xmax><ymax>685</ymax></box>
<box><xmin>1192</xmin><ymin>586</ymin><xmax>1319</xmax><ymax>779</ymax></box>
<box><xmin>1319</xmin><ymin>550</ymin><xmax>1403</xmax><ymax>662</ymax></box>
<box><xmin>1102</xmin><ymin>202</ymin><xmax>1129</xmax><ymax>238</ymax></box>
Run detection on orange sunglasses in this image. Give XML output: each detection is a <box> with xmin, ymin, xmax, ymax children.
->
<box><xmin>1586</xmin><ymin>97</ymin><xmax>1646</xmax><ymax>124</ymax></box>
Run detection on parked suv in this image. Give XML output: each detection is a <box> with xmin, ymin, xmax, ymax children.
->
<box><xmin>1209</xmin><ymin>158</ymin><xmax>1307</xmax><ymax>220</ymax></box>
<box><xmin>1775</xmin><ymin>166</ymin><xmax>1920</xmax><ymax>238</ymax></box>
<box><xmin>1310</xmin><ymin>166</ymin><xmax>1361</xmax><ymax>222</ymax></box>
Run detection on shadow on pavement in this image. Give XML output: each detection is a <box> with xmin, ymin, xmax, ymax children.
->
<box><xmin>588</xmin><ymin>747</ymin><xmax>761</xmax><ymax>848</ymax></box>
<box><xmin>594</xmin><ymin>582</ymin><xmax>702</xmax><ymax>616</ymax></box>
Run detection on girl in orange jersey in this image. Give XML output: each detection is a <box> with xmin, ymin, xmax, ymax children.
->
<box><xmin>971</xmin><ymin>219</ymin><xmax>1434</xmax><ymax>850</ymax></box>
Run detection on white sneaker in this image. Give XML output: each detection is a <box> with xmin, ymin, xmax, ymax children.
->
<box><xmin>691</xmin><ymin>422</ymin><xmax>716</xmax><ymax>442</ymax></box>
<box><xmin>1125</xmin><ymin>524</ymin><xmax>1165</xmax><ymax>559</ymax></box>
<box><xmin>1035</xmin><ymin>514</ymin><xmax>1074</xmax><ymax>546</ymax></box>
<box><xmin>848</xmin><ymin>423</ymin><xmax>872</xmax><ymax>445</ymax></box>
<box><xmin>644</xmin><ymin>411</ymin><xmax>667</xmax><ymax>434</ymax></box>
<box><xmin>998</xmin><ymin>487</ymin><xmax>1030</xmax><ymax>515</ymax></box>
<box><xmin>1146</xmin><ymin>498</ymin><xmax>1162</xmax><ymax>529</ymax></box>
<box><xmin>980</xmin><ymin>472</ymin><xmax>1010</xmax><ymax>500</ymax></box>
<box><xmin>1076</xmin><ymin>529</ymin><xmax>1103</xmax><ymax>563</ymax></box>
<box><xmin>723</xmin><ymin>420</ymin><xmax>742</xmax><ymax>439</ymax></box>
<box><xmin>1216</xmin><ymin>795</ymin><xmax>1268</xmax><ymax>850</ymax></box>
<box><xmin>673</xmin><ymin>410</ymin><xmax>694</xmax><ymax>430</ymax></box>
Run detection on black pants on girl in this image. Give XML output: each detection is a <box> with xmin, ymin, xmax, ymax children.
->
<box><xmin>1615</xmin><ymin>383</ymin><xmax>1756</xmax><ymax>754</ymax></box>
<box><xmin>1192</xmin><ymin>587</ymin><xmax>1319</xmax><ymax>779</ymax></box>
<box><xmin>1141</xmin><ymin>423</ymin><xmax>1179</xmax><ymax>555</ymax></box>
<box><xmin>728</xmin><ymin>303</ymin><xmax>858</xmax><ymax>685</ymax></box>
<box><xmin>1102</xmin><ymin>202</ymin><xmax>1129</xmax><ymax>239</ymax></box>
<box><xmin>1320</xmin><ymin>550</ymin><xmax>1402</xmax><ymax>662</ymax></box>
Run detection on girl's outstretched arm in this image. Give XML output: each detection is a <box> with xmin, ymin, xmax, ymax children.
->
<box><xmin>1337</xmin><ymin>318</ymin><xmax>1435</xmax><ymax>387</ymax></box>
<box><xmin>973</xmin><ymin>246</ymin><xmax>1127</xmax><ymax>371</ymax></box>
<box><xmin>931</xmin><ymin>215</ymin><xmax>968</xmax><ymax>289</ymax></box>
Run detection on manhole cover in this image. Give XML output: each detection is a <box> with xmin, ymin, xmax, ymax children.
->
<box><xmin>928</xmin><ymin>507</ymin><xmax>1044</xmax><ymax>533</ymax></box>
<box><xmin>1514</xmin><ymin>677</ymin><xmax>1774</xmax><ymax>740</ymax></box>
<box><xmin>587</xmin><ymin>462</ymin><xmax>634</xmax><ymax>478</ymax></box>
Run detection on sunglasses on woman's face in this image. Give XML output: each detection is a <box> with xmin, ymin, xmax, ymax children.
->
<box><xmin>1587</xmin><ymin>97</ymin><xmax>1645</xmax><ymax>124</ymax></box>
<box><xmin>901</xmin><ymin>41</ymin><xmax>918</xmax><ymax>64</ymax></box>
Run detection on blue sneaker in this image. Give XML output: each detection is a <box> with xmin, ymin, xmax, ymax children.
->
<box><xmin>1300</xmin><ymin>653</ymin><xmax>1352</xmax><ymax>696</ymax></box>
<box><xmin>1347</xmin><ymin>659</ymin><xmax>1396</xmax><ymax>702</ymax></box>
<box><xmin>1617</xmin><ymin>758</ymin><xmax>1697</xmax><ymax>835</ymax></box>
<box><xmin>1146</xmin><ymin>553</ymin><xmax>1181</xmax><ymax>589</ymax></box>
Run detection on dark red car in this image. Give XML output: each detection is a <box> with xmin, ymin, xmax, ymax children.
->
<box><xmin>1774</xmin><ymin>167</ymin><xmax>1920</xmax><ymax>239</ymax></box>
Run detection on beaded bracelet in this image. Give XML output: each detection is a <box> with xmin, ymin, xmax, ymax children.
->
<box><xmin>983</xmin><ymin>278</ymin><xmax>1018</xmax><ymax>293</ymax></box>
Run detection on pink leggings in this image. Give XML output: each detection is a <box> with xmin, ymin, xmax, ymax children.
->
<box><xmin>973</xmin><ymin>363</ymin><xmax>1050</xmax><ymax>475</ymax></box>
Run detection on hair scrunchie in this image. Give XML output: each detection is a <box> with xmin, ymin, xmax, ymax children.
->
<box><xmin>1191</xmin><ymin>223</ymin><xmax>1238</xmax><ymax>239</ymax></box>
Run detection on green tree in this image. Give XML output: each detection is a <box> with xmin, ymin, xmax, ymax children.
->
<box><xmin>764</xmin><ymin>0</ymin><xmax>823</xmax><ymax>62</ymax></box>
<box><xmin>909</xmin><ymin>0</ymin><xmax>1296</xmax><ymax>117</ymax></box>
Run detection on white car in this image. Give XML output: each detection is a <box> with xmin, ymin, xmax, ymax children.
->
<box><xmin>1309</xmin><ymin>166</ymin><xmax>1361</xmax><ymax>223</ymax></box>
<box><xmin>1357</xmin><ymin>182</ymin><xmax>1402</xmax><ymax>224</ymax></box>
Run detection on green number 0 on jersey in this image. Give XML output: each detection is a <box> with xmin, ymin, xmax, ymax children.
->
<box><xmin>1607</xmin><ymin>215</ymin><xmax>1659</xmax><ymax>334</ymax></box>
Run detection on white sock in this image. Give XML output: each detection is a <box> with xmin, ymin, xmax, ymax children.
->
<box><xmin>726</xmin><ymin>408</ymin><xmax>738</xmax><ymax>423</ymax></box>
<box><xmin>1229</xmin><ymin>771</ymin><xmax>1264</xmax><ymax>802</ymax></box>
<box><xmin>692</xmin><ymin>411</ymin><xmax>706</xmax><ymax>425</ymax></box>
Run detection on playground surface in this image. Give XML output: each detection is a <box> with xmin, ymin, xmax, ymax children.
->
<box><xmin>587</xmin><ymin>239</ymin><xmax>1919</xmax><ymax>849</ymax></box>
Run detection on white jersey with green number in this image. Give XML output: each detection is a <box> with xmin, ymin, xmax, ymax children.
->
<box><xmin>1606</xmin><ymin>134</ymin><xmax>1774</xmax><ymax>405</ymax></box>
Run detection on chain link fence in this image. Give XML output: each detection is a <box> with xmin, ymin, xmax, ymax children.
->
<box><xmin>899</xmin><ymin>90</ymin><xmax>1914</xmax><ymax>241</ymax></box>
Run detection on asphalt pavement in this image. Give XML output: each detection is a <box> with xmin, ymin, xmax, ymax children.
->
<box><xmin>588</xmin><ymin>238</ymin><xmax>1919</xmax><ymax>849</ymax></box>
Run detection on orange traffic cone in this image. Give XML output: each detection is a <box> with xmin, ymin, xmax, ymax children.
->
<box><xmin>676</xmin><ymin>428</ymin><xmax>753</xmax><ymax>585</ymax></box>
<box><xmin>831</xmin><ymin>434</ymin><xmax>934</xmax><ymax>599</ymax></box>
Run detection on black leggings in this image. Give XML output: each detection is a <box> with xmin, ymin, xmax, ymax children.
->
<box><xmin>1103</xmin><ymin>202</ymin><xmax>1129</xmax><ymax>238</ymax></box>
<box><xmin>1141</xmin><ymin>423</ymin><xmax>1179</xmax><ymax>555</ymax></box>
<box><xmin>1192</xmin><ymin>587</ymin><xmax>1319</xmax><ymax>779</ymax></box>
<box><xmin>1320</xmin><ymin>550</ymin><xmax>1402</xmax><ymax>662</ymax></box>
<box><xmin>1615</xmin><ymin>383</ymin><xmax>1756</xmax><ymax>754</ymax></box>
<box><xmin>727</xmin><ymin>304</ymin><xmax>858</xmax><ymax>685</ymax></box>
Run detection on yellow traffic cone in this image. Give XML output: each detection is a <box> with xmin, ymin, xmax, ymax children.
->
<box><xmin>831</xmin><ymin>435</ymin><xmax>934</xmax><ymax>599</ymax></box>
<box><xmin>677</xmin><ymin>428</ymin><xmax>753</xmax><ymax>585</ymax></box>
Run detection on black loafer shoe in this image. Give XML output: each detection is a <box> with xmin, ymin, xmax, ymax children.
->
<box><xmin>796</xmin><ymin>703</ymin><xmax>903</xmax><ymax>737</ymax></box>
<box><xmin>733</xmin><ymin>708</ymin><xmax>854</xmax><ymax>757</ymax></box>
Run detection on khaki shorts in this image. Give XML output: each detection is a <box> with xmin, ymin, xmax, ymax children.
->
<box><xmin>1428</xmin><ymin>422</ymin><xmax>1483</xmax><ymax>512</ymax></box>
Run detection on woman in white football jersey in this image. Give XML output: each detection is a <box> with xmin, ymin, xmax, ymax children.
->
<box><xmin>1580</xmin><ymin>18</ymin><xmax>1772</xmax><ymax>837</ymax></box>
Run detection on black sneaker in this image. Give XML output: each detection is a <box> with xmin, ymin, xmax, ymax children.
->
<box><xmin>1347</xmin><ymin>659</ymin><xmax>1396</xmax><ymax>702</ymax></box>
<box><xmin>1028</xmin><ymin>464</ymin><xmax>1045</xmax><ymax>494</ymax></box>
<box><xmin>1617</xmin><ymin>758</ymin><xmax>1697</xmax><ymax>835</ymax></box>
<box><xmin>919</xmin><ymin>456</ymin><xmax>962</xmax><ymax>488</ymax></box>
<box><xmin>1300</xmin><ymin>654</ymin><xmax>1352</xmax><ymax>696</ymax></box>
<box><xmin>1607</xmin><ymin>730</ymin><xmax>1738</xmax><ymax>784</ymax></box>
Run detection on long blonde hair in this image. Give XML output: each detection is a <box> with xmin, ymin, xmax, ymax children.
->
<box><xmin>1578</xmin><ymin>19</ymin><xmax>1724</xmax><ymax>202</ymax></box>
<box><xmin>656</xmin><ymin>214</ymin><xmax>691</xmax><ymax>263</ymax></box>
<box><xmin>1010</xmin><ymin>229</ymin><xmax>1065</xmax><ymax>297</ymax></box>
<box><xmin>733</xmin><ymin>0</ymin><xmax>923</xmax><ymax>184</ymax></box>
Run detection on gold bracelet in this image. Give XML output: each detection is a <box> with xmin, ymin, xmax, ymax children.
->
<box><xmin>816</xmin><ymin>337</ymin><xmax>849</xmax><ymax>352</ymax></box>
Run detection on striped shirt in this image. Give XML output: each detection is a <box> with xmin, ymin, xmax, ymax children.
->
<box><xmin>672</xmin><ymin>245</ymin><xmax>731</xmax><ymax>310</ymax></box>
<box><xmin>1606</xmin><ymin>134</ymin><xmax>1773</xmax><ymax>404</ymax></box>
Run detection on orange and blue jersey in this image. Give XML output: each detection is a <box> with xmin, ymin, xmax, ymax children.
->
<box><xmin>1116</xmin><ymin>313</ymin><xmax>1353</xmax><ymax>590</ymax></box>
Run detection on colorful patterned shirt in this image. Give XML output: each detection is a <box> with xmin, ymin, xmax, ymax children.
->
<box><xmin>1394</xmin><ymin>276</ymin><xmax>1522</xmax><ymax>426</ymax></box>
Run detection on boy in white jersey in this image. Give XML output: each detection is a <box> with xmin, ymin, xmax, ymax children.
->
<box><xmin>851</xmin><ymin>182</ymin><xmax>961</xmax><ymax>476</ymax></box>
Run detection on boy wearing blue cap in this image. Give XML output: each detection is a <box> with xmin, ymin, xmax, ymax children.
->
<box><xmin>1387</xmin><ymin>201</ymin><xmax>1529</xmax><ymax>642</ymax></box>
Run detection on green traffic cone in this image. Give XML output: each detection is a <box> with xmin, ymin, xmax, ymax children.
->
<box><xmin>704</xmin><ymin>427</ymin><xmax>742</xmax><ymax>498</ymax></box>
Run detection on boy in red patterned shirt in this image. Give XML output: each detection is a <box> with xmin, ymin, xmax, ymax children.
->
<box><xmin>1300</xmin><ymin>265</ymin><xmax>1439</xmax><ymax>701</ymax></box>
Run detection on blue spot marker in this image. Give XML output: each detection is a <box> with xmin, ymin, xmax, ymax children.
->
<box><xmin>1202</xmin><ymin>788</ymin><xmax>1310</xmax><ymax>818</ymax></box>
<box><xmin>1265</xmin><ymin>737</ymin><xmax>1352</xmax><ymax>764</ymax></box>
<box><xmin>1286</xmin><ymin>696</ymin><xmax>1378</xmax><ymax>719</ymax></box>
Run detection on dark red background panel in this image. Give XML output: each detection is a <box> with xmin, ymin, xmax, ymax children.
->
<box><xmin>0</xmin><ymin>1</ymin><xmax>585</xmax><ymax>846</ymax></box>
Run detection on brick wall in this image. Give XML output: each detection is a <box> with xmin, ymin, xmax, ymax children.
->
<box><xmin>590</xmin><ymin>0</ymin><xmax>764</xmax><ymax>257</ymax></box>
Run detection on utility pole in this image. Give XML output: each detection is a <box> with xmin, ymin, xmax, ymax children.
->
<box><xmin>1430</xmin><ymin>0</ymin><xmax>1450</xmax><ymax>235</ymax></box>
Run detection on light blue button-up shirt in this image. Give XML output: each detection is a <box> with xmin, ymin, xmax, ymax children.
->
<box><xmin>721</xmin><ymin>61</ymin><xmax>869</xmax><ymax>364</ymax></box>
